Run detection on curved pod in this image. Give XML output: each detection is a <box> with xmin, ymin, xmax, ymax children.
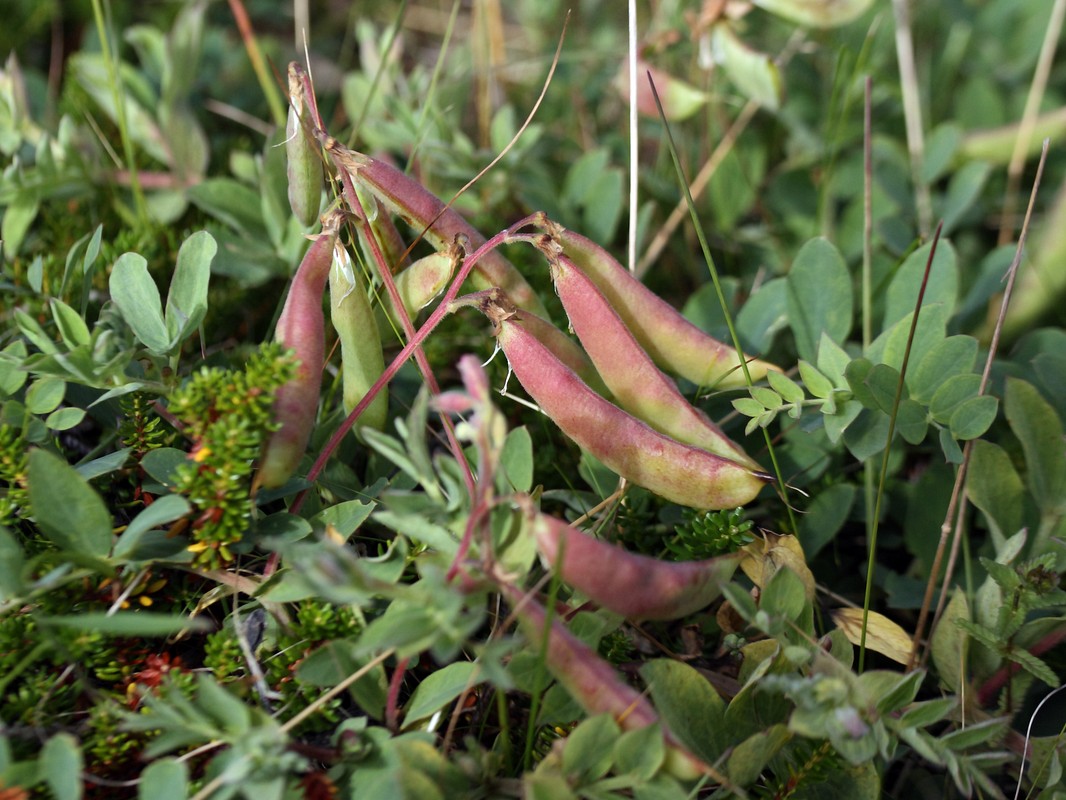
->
<box><xmin>536</xmin><ymin>214</ymin><xmax>778</xmax><ymax>389</ymax></box>
<box><xmin>531</xmin><ymin>511</ymin><xmax>742</xmax><ymax>621</ymax></box>
<box><xmin>542</xmin><ymin>241</ymin><xmax>758</xmax><ymax>469</ymax></box>
<box><xmin>481</xmin><ymin>293</ymin><xmax>771</xmax><ymax>509</ymax></box>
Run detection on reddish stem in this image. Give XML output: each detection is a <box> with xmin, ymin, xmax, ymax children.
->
<box><xmin>385</xmin><ymin>656</ymin><xmax>409</xmax><ymax>733</ymax></box>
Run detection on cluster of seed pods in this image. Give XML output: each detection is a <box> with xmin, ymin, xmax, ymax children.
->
<box><xmin>262</xmin><ymin>62</ymin><xmax>779</xmax><ymax>785</ymax></box>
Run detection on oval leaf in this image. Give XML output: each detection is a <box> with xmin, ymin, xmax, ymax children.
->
<box><xmin>28</xmin><ymin>449</ymin><xmax>113</xmax><ymax>557</ymax></box>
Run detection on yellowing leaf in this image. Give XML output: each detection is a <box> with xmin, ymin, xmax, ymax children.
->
<box><xmin>830</xmin><ymin>608</ymin><xmax>914</xmax><ymax>666</ymax></box>
<box><xmin>740</xmin><ymin>533</ymin><xmax>816</xmax><ymax>600</ymax></box>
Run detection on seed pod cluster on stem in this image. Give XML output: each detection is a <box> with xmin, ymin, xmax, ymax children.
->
<box><xmin>255</xmin><ymin>211</ymin><xmax>344</xmax><ymax>491</ymax></box>
<box><xmin>324</xmin><ymin>143</ymin><xmax>550</xmax><ymax>318</ymax></box>
<box><xmin>473</xmin><ymin>290</ymin><xmax>771</xmax><ymax>510</ymax></box>
<box><xmin>532</xmin><ymin>212</ymin><xmax>779</xmax><ymax>390</ymax></box>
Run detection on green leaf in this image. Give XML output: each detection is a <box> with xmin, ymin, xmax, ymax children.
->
<box><xmin>1008</xmin><ymin>646</ymin><xmax>1061</xmax><ymax>688</ymax></box>
<box><xmin>41</xmin><ymin>733</ymin><xmax>83</xmax><ymax>800</ymax></box>
<box><xmin>710</xmin><ymin>23</ymin><xmax>782</xmax><ymax>109</ymax></box>
<box><xmin>641</xmin><ymin>659</ymin><xmax>728</xmax><ymax>764</ymax></box>
<box><xmin>25</xmin><ymin>376</ymin><xmax>65</xmax><ymax>414</ymax></box>
<box><xmin>900</xmin><ymin>696</ymin><xmax>958</xmax><ymax>729</ymax></box>
<box><xmin>842</xmin><ymin>408</ymin><xmax>891</xmax><ymax>461</ymax></box>
<box><xmin>187</xmin><ymin>178</ymin><xmax>267</xmax><ymax>236</ymax></box>
<box><xmin>500</xmin><ymin>426</ymin><xmax>534</xmax><ymax>493</ymax></box>
<box><xmin>613</xmin><ymin>723</ymin><xmax>666</xmax><ymax>782</ymax></box>
<box><xmin>1005</xmin><ymin>378</ymin><xmax>1066</xmax><ymax>515</ymax></box>
<box><xmin>50</xmin><ymin>299</ymin><xmax>91</xmax><ymax>349</ymax></box>
<box><xmin>45</xmin><ymin>406</ymin><xmax>86</xmax><ymax>431</ymax></box>
<box><xmin>0</xmin><ymin>527</ymin><xmax>25</xmax><ymax>601</ymax></box>
<box><xmin>942</xmin><ymin>162</ymin><xmax>991</xmax><ymax>235</ymax></box>
<box><xmin>967</xmin><ymin>441</ymin><xmax>1025</xmax><ymax>543</ymax></box>
<box><xmin>817</xmin><ymin>333</ymin><xmax>852</xmax><ymax>388</ymax></box>
<box><xmin>921</xmin><ymin>123</ymin><xmax>962</xmax><ymax>183</ymax></box>
<box><xmin>799</xmin><ymin>483</ymin><xmax>855</xmax><ymax>559</ymax></box>
<box><xmin>0</xmin><ymin>340</ymin><xmax>28</xmax><ymax>396</ymax></box>
<box><xmin>110</xmin><ymin>252</ymin><xmax>170</xmax><ymax>353</ymax></box>
<box><xmin>165</xmin><ymin>230</ymin><xmax>215</xmax><ymax>345</ymax></box>
<box><xmin>798</xmin><ymin>360</ymin><xmax>834</xmax><ymax>399</ymax></box>
<box><xmin>736</xmin><ymin>277</ymin><xmax>787</xmax><ymax>354</ymax></box>
<box><xmin>28</xmin><ymin>449</ymin><xmax>113</xmax><ymax>556</ymax></box>
<box><xmin>727</xmin><ymin>724</ymin><xmax>791</xmax><ymax>786</ymax></box>
<box><xmin>872</xmin><ymin>304</ymin><xmax>948</xmax><ymax>373</ymax></box>
<box><xmin>113</xmin><ymin>494</ymin><xmax>192</xmax><ymax>560</ymax></box>
<box><xmin>863</xmin><ymin>363</ymin><xmax>905</xmax><ymax>414</ymax></box>
<box><xmin>138</xmin><ymin>757</ymin><xmax>189</xmax><ymax>800</ymax></box>
<box><xmin>312</xmin><ymin>499</ymin><xmax>375</xmax><ymax>541</ymax></box>
<box><xmin>761</xmin><ymin>566</ymin><xmax>807</xmax><ymax>622</ymax></box>
<box><xmin>561</xmin><ymin>714</ymin><xmax>620</xmax><ymax>783</ymax></box>
<box><xmin>751</xmin><ymin>386</ymin><xmax>783</xmax><ymax>410</ymax></box>
<box><xmin>896</xmin><ymin>399</ymin><xmax>929</xmax><ymax>445</ymax></box>
<box><xmin>767</xmin><ymin>370</ymin><xmax>804</xmax><ymax>405</ymax></box>
<box><xmin>931</xmin><ymin>590</ymin><xmax>969</xmax><ymax>692</ymax></box>
<box><xmin>41</xmin><ymin>612</ymin><xmax>209</xmax><ymax>636</ymax></box>
<box><xmin>844</xmin><ymin>358</ymin><xmax>878</xmax><ymax>409</ymax></box>
<box><xmin>824</xmin><ymin>399</ymin><xmax>863</xmax><ymax>444</ymax></box>
<box><xmin>786</xmin><ymin>237</ymin><xmax>851</xmax><ymax>363</ymax></box>
<box><xmin>15</xmin><ymin>308</ymin><xmax>58</xmax><ymax>354</ymax></box>
<box><xmin>929</xmin><ymin>374</ymin><xmax>981</xmax><ymax>425</ymax></box>
<box><xmin>910</xmin><ymin>335</ymin><xmax>978</xmax><ymax>404</ymax></box>
<box><xmin>403</xmin><ymin>662</ymin><xmax>481</xmax><ymax>726</ymax></box>
<box><xmin>2</xmin><ymin>195</ymin><xmax>39</xmax><ymax>259</ymax></box>
<box><xmin>949</xmin><ymin>395</ymin><xmax>998</xmax><ymax>440</ymax></box>
<box><xmin>295</xmin><ymin>639</ymin><xmax>387</xmax><ymax>719</ymax></box>
<box><xmin>732</xmin><ymin>397</ymin><xmax>766</xmax><ymax>418</ymax></box>
<box><xmin>140</xmin><ymin>447</ymin><xmax>187</xmax><ymax>488</ymax></box>
<box><xmin>938</xmin><ymin>718</ymin><xmax>1007</xmax><ymax>751</ymax></box>
<box><xmin>882</xmin><ymin>240</ymin><xmax>958</xmax><ymax>330</ymax></box>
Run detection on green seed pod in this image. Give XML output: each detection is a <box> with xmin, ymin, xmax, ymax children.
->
<box><xmin>480</xmin><ymin>292</ymin><xmax>771</xmax><ymax>510</ymax></box>
<box><xmin>329</xmin><ymin>242</ymin><xmax>388</xmax><ymax>432</ymax></box>
<box><xmin>285</xmin><ymin>63</ymin><xmax>323</xmax><ymax>228</ymax></box>
<box><xmin>539</xmin><ymin>239</ymin><xmax>760</xmax><ymax>469</ymax></box>
<box><xmin>385</xmin><ymin>250</ymin><xmax>456</xmax><ymax>327</ymax></box>
<box><xmin>535</xmin><ymin>214</ymin><xmax>779</xmax><ymax>390</ymax></box>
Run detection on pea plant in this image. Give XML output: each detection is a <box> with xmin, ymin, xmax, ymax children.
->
<box><xmin>2</xmin><ymin>1</ymin><xmax>1066</xmax><ymax>798</ymax></box>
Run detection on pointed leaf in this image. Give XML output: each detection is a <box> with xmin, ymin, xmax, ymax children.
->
<box><xmin>165</xmin><ymin>230</ymin><xmax>215</xmax><ymax>344</ymax></box>
<box><xmin>786</xmin><ymin>238</ymin><xmax>851</xmax><ymax>363</ymax></box>
<box><xmin>28</xmin><ymin>449</ymin><xmax>112</xmax><ymax>556</ymax></box>
<box><xmin>110</xmin><ymin>252</ymin><xmax>169</xmax><ymax>353</ymax></box>
<box><xmin>830</xmin><ymin>608</ymin><xmax>912</xmax><ymax>665</ymax></box>
<box><xmin>1005</xmin><ymin>378</ymin><xmax>1066</xmax><ymax>515</ymax></box>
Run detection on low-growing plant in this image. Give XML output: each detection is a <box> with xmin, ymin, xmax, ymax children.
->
<box><xmin>2</xmin><ymin>2</ymin><xmax>1066</xmax><ymax>799</ymax></box>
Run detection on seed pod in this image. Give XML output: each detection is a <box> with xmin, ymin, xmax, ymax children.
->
<box><xmin>530</xmin><ymin>510</ymin><xmax>742</xmax><ymax>620</ymax></box>
<box><xmin>329</xmin><ymin>241</ymin><xmax>388</xmax><ymax>431</ymax></box>
<box><xmin>256</xmin><ymin>215</ymin><xmax>342</xmax><ymax>490</ymax></box>
<box><xmin>385</xmin><ymin>249</ymin><xmax>457</xmax><ymax>328</ymax></box>
<box><xmin>285</xmin><ymin>63</ymin><xmax>323</xmax><ymax>228</ymax></box>
<box><xmin>479</xmin><ymin>292</ymin><xmax>771</xmax><ymax>509</ymax></box>
<box><xmin>538</xmin><ymin>238</ymin><xmax>759</xmax><ymax>469</ymax></box>
<box><xmin>353</xmin><ymin>182</ymin><xmax>411</xmax><ymax>274</ymax></box>
<box><xmin>325</xmin><ymin>143</ymin><xmax>548</xmax><ymax>318</ymax></box>
<box><xmin>498</xmin><ymin>582</ymin><xmax>713</xmax><ymax>781</ymax></box>
<box><xmin>535</xmin><ymin>214</ymin><xmax>778</xmax><ymax>389</ymax></box>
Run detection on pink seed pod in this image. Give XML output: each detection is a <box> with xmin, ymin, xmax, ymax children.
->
<box><xmin>480</xmin><ymin>292</ymin><xmax>771</xmax><ymax>510</ymax></box>
<box><xmin>537</xmin><ymin>237</ymin><xmax>759</xmax><ymax>469</ymax></box>
<box><xmin>501</xmin><ymin>582</ymin><xmax>662</xmax><ymax>729</ymax></box>
<box><xmin>535</xmin><ymin>214</ymin><xmax>779</xmax><ymax>390</ymax></box>
<box><xmin>325</xmin><ymin>143</ymin><xmax>548</xmax><ymax>318</ymax></box>
<box><xmin>255</xmin><ymin>214</ymin><xmax>342</xmax><ymax>491</ymax></box>
<box><xmin>499</xmin><ymin>582</ymin><xmax>716</xmax><ymax>782</ymax></box>
<box><xmin>529</xmin><ymin>509</ymin><xmax>742</xmax><ymax>621</ymax></box>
